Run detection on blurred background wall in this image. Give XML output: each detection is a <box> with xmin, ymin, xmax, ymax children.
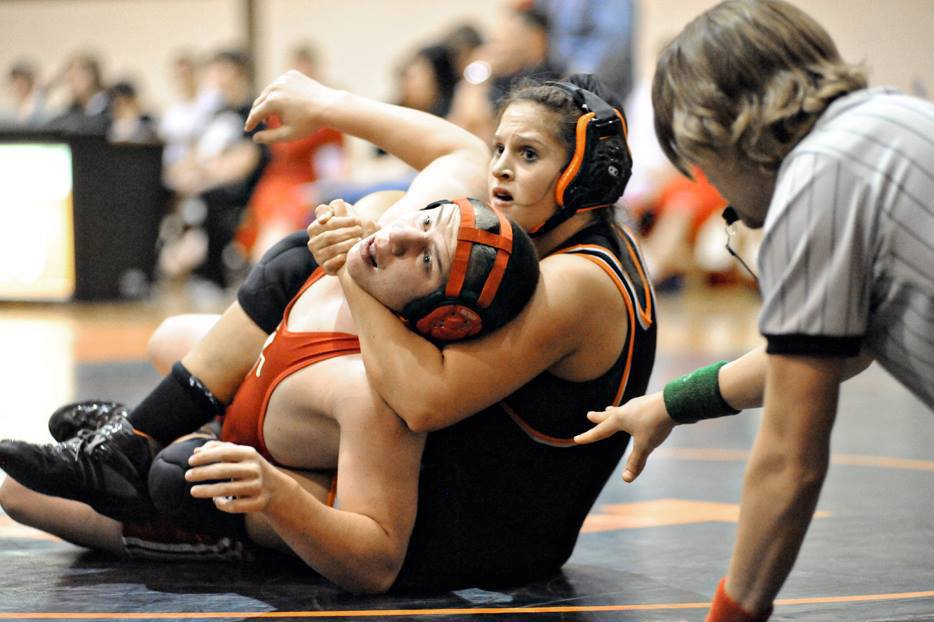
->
<box><xmin>1</xmin><ymin>0</ymin><xmax>931</xmax><ymax>114</ymax></box>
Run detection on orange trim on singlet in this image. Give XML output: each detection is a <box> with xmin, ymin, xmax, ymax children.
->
<box><xmin>554</xmin><ymin>112</ymin><xmax>595</xmax><ymax>209</ymax></box>
<box><xmin>326</xmin><ymin>473</ymin><xmax>338</xmax><ymax>508</ymax></box>
<box><xmin>502</xmin><ymin>244</ymin><xmax>642</xmax><ymax>446</ymax></box>
<box><xmin>501</xmin><ymin>401</ymin><xmax>578</xmax><ymax>448</ymax></box>
<box><xmin>616</xmin><ymin>224</ymin><xmax>654</xmax><ymax>324</ymax></box>
<box><xmin>561</xmin><ymin>240</ymin><xmax>653</xmax><ymax>329</ymax></box>
<box><xmin>570</xmin><ymin>253</ymin><xmax>636</xmax><ymax>407</ymax></box>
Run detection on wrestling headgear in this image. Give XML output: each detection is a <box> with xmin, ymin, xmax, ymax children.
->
<box><xmin>400</xmin><ymin>197</ymin><xmax>539</xmax><ymax>342</ymax></box>
<box><xmin>528</xmin><ymin>80</ymin><xmax>632</xmax><ymax>238</ymax></box>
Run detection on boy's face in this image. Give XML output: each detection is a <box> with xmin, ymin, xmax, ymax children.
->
<box><xmin>345</xmin><ymin>203</ymin><xmax>461</xmax><ymax>312</ymax></box>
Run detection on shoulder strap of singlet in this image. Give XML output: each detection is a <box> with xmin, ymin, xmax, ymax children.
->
<box><xmin>501</xmin><ymin>225</ymin><xmax>656</xmax><ymax>446</ymax></box>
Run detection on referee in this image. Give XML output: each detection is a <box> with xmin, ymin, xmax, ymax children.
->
<box><xmin>575</xmin><ymin>1</ymin><xmax>934</xmax><ymax>620</ymax></box>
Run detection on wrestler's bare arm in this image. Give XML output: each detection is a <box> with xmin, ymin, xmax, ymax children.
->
<box><xmin>188</xmin><ymin>364</ymin><xmax>423</xmax><ymax>593</ymax></box>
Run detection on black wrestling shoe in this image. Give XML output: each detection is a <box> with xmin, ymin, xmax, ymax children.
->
<box><xmin>0</xmin><ymin>417</ymin><xmax>161</xmax><ymax>522</ymax></box>
<box><xmin>48</xmin><ymin>400</ymin><xmax>129</xmax><ymax>442</ymax></box>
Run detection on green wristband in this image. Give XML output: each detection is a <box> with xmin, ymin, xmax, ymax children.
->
<box><xmin>662</xmin><ymin>360</ymin><xmax>740</xmax><ymax>424</ymax></box>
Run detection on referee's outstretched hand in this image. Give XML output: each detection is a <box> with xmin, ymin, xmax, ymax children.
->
<box><xmin>245</xmin><ymin>70</ymin><xmax>340</xmax><ymax>144</ymax></box>
<box><xmin>574</xmin><ymin>391</ymin><xmax>675</xmax><ymax>483</ymax></box>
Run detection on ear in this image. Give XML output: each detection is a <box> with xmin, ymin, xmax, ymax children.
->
<box><xmin>415</xmin><ymin>305</ymin><xmax>482</xmax><ymax>341</ymax></box>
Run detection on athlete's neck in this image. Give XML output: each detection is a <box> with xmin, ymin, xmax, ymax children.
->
<box><xmin>533</xmin><ymin>212</ymin><xmax>599</xmax><ymax>256</ymax></box>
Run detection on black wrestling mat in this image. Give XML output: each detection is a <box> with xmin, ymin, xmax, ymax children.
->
<box><xmin>2</xmin><ymin>349</ymin><xmax>933</xmax><ymax>620</ymax></box>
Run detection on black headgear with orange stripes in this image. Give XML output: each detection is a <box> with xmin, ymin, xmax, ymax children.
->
<box><xmin>400</xmin><ymin>197</ymin><xmax>539</xmax><ymax>342</ymax></box>
<box><xmin>527</xmin><ymin>80</ymin><xmax>632</xmax><ymax>238</ymax></box>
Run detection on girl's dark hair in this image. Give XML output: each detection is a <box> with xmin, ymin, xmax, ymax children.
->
<box><xmin>496</xmin><ymin>73</ymin><xmax>622</xmax><ymax>162</ymax></box>
<box><xmin>495</xmin><ymin>74</ymin><xmax>628</xmax><ymax>224</ymax></box>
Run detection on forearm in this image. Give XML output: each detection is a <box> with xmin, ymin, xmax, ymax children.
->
<box><xmin>321</xmin><ymin>90</ymin><xmax>487</xmax><ymax>172</ymax></box>
<box><xmin>723</xmin><ymin>354</ymin><xmax>842</xmax><ymax>614</ymax></box>
<box><xmin>717</xmin><ymin>346</ymin><xmax>870</xmax><ymax>414</ymax></box>
<box><xmin>262</xmin><ymin>476</ymin><xmax>405</xmax><ymax>593</ymax></box>
<box><xmin>726</xmin><ymin>438</ymin><xmax>828</xmax><ymax>611</ymax></box>
<box><xmin>339</xmin><ymin>273</ymin><xmax>451</xmax><ymax>430</ymax></box>
<box><xmin>718</xmin><ymin>345</ymin><xmax>768</xmax><ymax>411</ymax></box>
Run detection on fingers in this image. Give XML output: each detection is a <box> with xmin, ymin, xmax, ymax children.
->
<box><xmin>213</xmin><ymin>495</ymin><xmax>264</xmax><ymax>514</ymax></box>
<box><xmin>323</xmin><ymin>198</ymin><xmax>351</xmax><ymax>218</ymax></box>
<box><xmin>251</xmin><ymin>126</ymin><xmax>293</xmax><ymax>144</ymax></box>
<box><xmin>244</xmin><ymin>100</ymin><xmax>265</xmax><ymax>133</ymax></box>
<box><xmin>314</xmin><ymin>242</ymin><xmax>357</xmax><ymax>274</ymax></box>
<box><xmin>573</xmin><ymin>415</ymin><xmax>618</xmax><ymax>445</ymax></box>
<box><xmin>308</xmin><ymin>216</ymin><xmax>365</xmax><ymax>239</ymax></box>
<box><xmin>622</xmin><ymin>443</ymin><xmax>650</xmax><ymax>483</ymax></box>
<box><xmin>185</xmin><ymin>460</ymin><xmax>257</xmax><ymax>484</ymax></box>
<box><xmin>188</xmin><ymin>440</ymin><xmax>254</xmax><ymax>466</ymax></box>
<box><xmin>587</xmin><ymin>410</ymin><xmax>608</xmax><ymax>423</ymax></box>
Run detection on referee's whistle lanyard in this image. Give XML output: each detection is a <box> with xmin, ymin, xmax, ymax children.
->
<box><xmin>722</xmin><ymin>206</ymin><xmax>759</xmax><ymax>284</ymax></box>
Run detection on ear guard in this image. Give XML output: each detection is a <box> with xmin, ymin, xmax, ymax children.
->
<box><xmin>528</xmin><ymin>81</ymin><xmax>632</xmax><ymax>238</ymax></box>
<box><xmin>401</xmin><ymin>198</ymin><xmax>514</xmax><ymax>342</ymax></box>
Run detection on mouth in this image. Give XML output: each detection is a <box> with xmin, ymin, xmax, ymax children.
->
<box><xmin>491</xmin><ymin>187</ymin><xmax>513</xmax><ymax>205</ymax></box>
<box><xmin>360</xmin><ymin>237</ymin><xmax>379</xmax><ymax>269</ymax></box>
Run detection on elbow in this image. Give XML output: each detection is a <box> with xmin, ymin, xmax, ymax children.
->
<box><xmin>334</xmin><ymin>556</ymin><xmax>402</xmax><ymax>595</ymax></box>
<box><xmin>346</xmin><ymin>572</ymin><xmax>397</xmax><ymax>595</ymax></box>
<box><xmin>402</xmin><ymin>410</ymin><xmax>441</xmax><ymax>434</ymax></box>
<box><xmin>388</xmin><ymin>395</ymin><xmax>447</xmax><ymax>432</ymax></box>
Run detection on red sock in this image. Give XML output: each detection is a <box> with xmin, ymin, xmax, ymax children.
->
<box><xmin>706</xmin><ymin>577</ymin><xmax>772</xmax><ymax>622</ymax></box>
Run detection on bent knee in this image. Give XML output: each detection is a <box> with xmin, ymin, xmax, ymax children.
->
<box><xmin>147</xmin><ymin>314</ymin><xmax>217</xmax><ymax>373</ymax></box>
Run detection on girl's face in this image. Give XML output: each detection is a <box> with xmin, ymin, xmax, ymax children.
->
<box><xmin>488</xmin><ymin>101</ymin><xmax>568</xmax><ymax>233</ymax></box>
<box><xmin>346</xmin><ymin>202</ymin><xmax>460</xmax><ymax>312</ymax></box>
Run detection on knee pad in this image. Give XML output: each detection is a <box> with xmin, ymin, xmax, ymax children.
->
<box><xmin>149</xmin><ymin>437</ymin><xmax>245</xmax><ymax>539</ymax></box>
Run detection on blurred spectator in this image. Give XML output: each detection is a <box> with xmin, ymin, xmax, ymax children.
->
<box><xmin>45</xmin><ymin>52</ymin><xmax>111</xmax><ymax>133</ymax></box>
<box><xmin>534</xmin><ymin>0</ymin><xmax>636</xmax><ymax>102</ymax></box>
<box><xmin>289</xmin><ymin>44</ymin><xmax>320</xmax><ymax>80</ymax></box>
<box><xmin>4</xmin><ymin>61</ymin><xmax>47</xmax><ymax>126</ymax></box>
<box><xmin>107</xmin><ymin>80</ymin><xmax>158</xmax><ymax>143</ymax></box>
<box><xmin>158</xmin><ymin>53</ymin><xmax>222</xmax><ymax>169</ymax></box>
<box><xmin>444</xmin><ymin>24</ymin><xmax>485</xmax><ymax>76</ymax></box>
<box><xmin>398</xmin><ymin>44</ymin><xmax>459</xmax><ymax>118</ymax></box>
<box><xmin>449</xmin><ymin>4</ymin><xmax>560</xmax><ymax>141</ymax></box>
<box><xmin>235</xmin><ymin>43</ymin><xmax>345</xmax><ymax>261</ymax></box>
<box><xmin>159</xmin><ymin>49</ymin><xmax>268</xmax><ymax>292</ymax></box>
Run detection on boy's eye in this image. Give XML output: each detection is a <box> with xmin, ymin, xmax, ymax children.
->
<box><xmin>422</xmin><ymin>215</ymin><xmax>431</xmax><ymax>230</ymax></box>
<box><xmin>423</xmin><ymin>251</ymin><xmax>432</xmax><ymax>269</ymax></box>
<box><xmin>521</xmin><ymin>148</ymin><xmax>538</xmax><ymax>162</ymax></box>
<box><xmin>492</xmin><ymin>143</ymin><xmax>504</xmax><ymax>155</ymax></box>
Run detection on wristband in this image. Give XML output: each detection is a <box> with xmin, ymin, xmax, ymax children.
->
<box><xmin>707</xmin><ymin>577</ymin><xmax>772</xmax><ymax>622</ymax></box>
<box><xmin>663</xmin><ymin>360</ymin><xmax>739</xmax><ymax>424</ymax></box>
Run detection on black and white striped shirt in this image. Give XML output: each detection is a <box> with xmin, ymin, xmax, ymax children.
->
<box><xmin>758</xmin><ymin>87</ymin><xmax>934</xmax><ymax>410</ymax></box>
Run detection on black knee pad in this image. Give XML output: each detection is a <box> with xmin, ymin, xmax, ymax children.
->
<box><xmin>149</xmin><ymin>437</ymin><xmax>245</xmax><ymax>539</ymax></box>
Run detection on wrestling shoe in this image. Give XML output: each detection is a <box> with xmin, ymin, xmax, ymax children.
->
<box><xmin>0</xmin><ymin>417</ymin><xmax>161</xmax><ymax>522</ymax></box>
<box><xmin>48</xmin><ymin>400</ymin><xmax>129</xmax><ymax>442</ymax></box>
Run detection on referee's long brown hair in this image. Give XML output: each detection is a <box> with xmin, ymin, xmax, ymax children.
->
<box><xmin>652</xmin><ymin>0</ymin><xmax>867</xmax><ymax>176</ymax></box>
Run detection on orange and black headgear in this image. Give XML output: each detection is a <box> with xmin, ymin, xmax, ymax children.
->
<box><xmin>400</xmin><ymin>197</ymin><xmax>539</xmax><ymax>342</ymax></box>
<box><xmin>528</xmin><ymin>80</ymin><xmax>632</xmax><ymax>238</ymax></box>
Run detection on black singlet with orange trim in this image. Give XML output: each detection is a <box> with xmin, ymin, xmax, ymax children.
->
<box><xmin>395</xmin><ymin>220</ymin><xmax>657</xmax><ymax>590</ymax></box>
<box><xmin>236</xmin><ymin>225</ymin><xmax>657</xmax><ymax>591</ymax></box>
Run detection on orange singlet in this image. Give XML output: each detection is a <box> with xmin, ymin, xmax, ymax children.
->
<box><xmin>220</xmin><ymin>268</ymin><xmax>359</xmax><ymax>465</ymax></box>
